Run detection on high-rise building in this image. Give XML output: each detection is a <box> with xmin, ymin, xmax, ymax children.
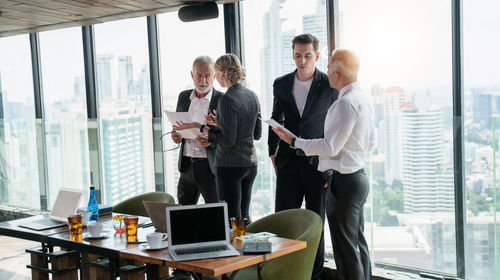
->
<box><xmin>99</xmin><ymin>99</ymin><xmax>154</xmax><ymax>205</ymax></box>
<box><xmin>73</xmin><ymin>76</ymin><xmax>85</xmax><ymax>102</ymax></box>
<box><xmin>472</xmin><ymin>88</ymin><xmax>492</xmax><ymax>129</ymax></box>
<box><xmin>97</xmin><ymin>54</ymin><xmax>113</xmax><ymax>100</ymax></box>
<box><xmin>401</xmin><ymin>107</ymin><xmax>454</xmax><ymax>213</ymax></box>
<box><xmin>261</xmin><ymin>0</ymin><xmax>286</xmax><ymax>117</ymax></box>
<box><xmin>135</xmin><ymin>65</ymin><xmax>150</xmax><ymax>104</ymax></box>
<box><xmin>118</xmin><ymin>56</ymin><xmax>134</xmax><ymax>100</ymax></box>
<box><xmin>302</xmin><ymin>0</ymin><xmax>328</xmax><ymax>72</ymax></box>
<box><xmin>380</xmin><ymin>86</ymin><xmax>409</xmax><ymax>184</ymax></box>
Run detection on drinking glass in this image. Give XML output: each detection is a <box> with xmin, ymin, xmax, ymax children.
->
<box><xmin>230</xmin><ymin>217</ymin><xmax>247</xmax><ymax>237</ymax></box>
<box><xmin>68</xmin><ymin>214</ymin><xmax>82</xmax><ymax>242</ymax></box>
<box><xmin>124</xmin><ymin>215</ymin><xmax>139</xmax><ymax>242</ymax></box>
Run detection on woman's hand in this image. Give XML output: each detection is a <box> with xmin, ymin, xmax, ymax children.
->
<box><xmin>172</xmin><ymin>121</ymin><xmax>202</xmax><ymax>131</ymax></box>
<box><xmin>204</xmin><ymin>109</ymin><xmax>217</xmax><ymax>126</ymax></box>
<box><xmin>195</xmin><ymin>136</ymin><xmax>211</xmax><ymax>148</ymax></box>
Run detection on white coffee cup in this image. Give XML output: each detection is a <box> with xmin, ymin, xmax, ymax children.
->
<box><xmin>146</xmin><ymin>232</ymin><xmax>167</xmax><ymax>249</ymax></box>
<box><xmin>87</xmin><ymin>222</ymin><xmax>103</xmax><ymax>237</ymax></box>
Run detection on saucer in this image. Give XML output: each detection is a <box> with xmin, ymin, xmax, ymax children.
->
<box><xmin>139</xmin><ymin>242</ymin><xmax>168</xmax><ymax>251</ymax></box>
<box><xmin>83</xmin><ymin>231</ymin><xmax>109</xmax><ymax>239</ymax></box>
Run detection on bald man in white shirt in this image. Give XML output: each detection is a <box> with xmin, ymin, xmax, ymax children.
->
<box><xmin>273</xmin><ymin>49</ymin><xmax>374</xmax><ymax>280</ymax></box>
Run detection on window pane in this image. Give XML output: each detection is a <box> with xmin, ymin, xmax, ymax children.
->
<box><xmin>39</xmin><ymin>28</ymin><xmax>90</xmax><ymax>207</ymax></box>
<box><xmin>338</xmin><ymin>0</ymin><xmax>456</xmax><ymax>274</ymax></box>
<box><xmin>242</xmin><ymin>0</ymin><xmax>331</xmax><ymax>254</ymax></box>
<box><xmin>0</xmin><ymin>35</ymin><xmax>40</xmax><ymax>209</ymax></box>
<box><xmin>464</xmin><ymin>0</ymin><xmax>500</xmax><ymax>279</ymax></box>
<box><xmin>95</xmin><ymin>18</ymin><xmax>155</xmax><ymax>205</ymax></box>
<box><xmin>158</xmin><ymin>7</ymin><xmax>225</xmax><ymax>199</ymax></box>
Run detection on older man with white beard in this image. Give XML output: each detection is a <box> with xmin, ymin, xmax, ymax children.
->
<box><xmin>171</xmin><ymin>56</ymin><xmax>222</xmax><ymax>205</ymax></box>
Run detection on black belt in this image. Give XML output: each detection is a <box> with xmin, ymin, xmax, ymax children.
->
<box><xmin>185</xmin><ymin>156</ymin><xmax>207</xmax><ymax>163</ymax></box>
<box><xmin>323</xmin><ymin>168</ymin><xmax>365</xmax><ymax>180</ymax></box>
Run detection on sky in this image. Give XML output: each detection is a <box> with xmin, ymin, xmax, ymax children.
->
<box><xmin>1</xmin><ymin>0</ymin><xmax>499</xmax><ymax>106</ymax></box>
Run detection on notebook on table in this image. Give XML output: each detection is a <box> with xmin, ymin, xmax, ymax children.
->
<box><xmin>166</xmin><ymin>202</ymin><xmax>240</xmax><ymax>261</ymax></box>
<box><xmin>19</xmin><ymin>188</ymin><xmax>83</xmax><ymax>231</ymax></box>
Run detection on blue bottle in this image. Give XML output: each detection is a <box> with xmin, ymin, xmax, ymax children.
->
<box><xmin>87</xmin><ymin>186</ymin><xmax>99</xmax><ymax>223</ymax></box>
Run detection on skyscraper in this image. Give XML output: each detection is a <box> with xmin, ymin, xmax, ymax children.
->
<box><xmin>261</xmin><ymin>0</ymin><xmax>286</xmax><ymax>117</ymax></box>
<box><xmin>472</xmin><ymin>88</ymin><xmax>492</xmax><ymax>129</ymax></box>
<box><xmin>97</xmin><ymin>54</ymin><xmax>113</xmax><ymax>100</ymax></box>
<box><xmin>118</xmin><ymin>56</ymin><xmax>134</xmax><ymax>100</ymax></box>
<box><xmin>380</xmin><ymin>86</ymin><xmax>409</xmax><ymax>184</ymax></box>
<box><xmin>302</xmin><ymin>0</ymin><xmax>328</xmax><ymax>72</ymax></box>
<box><xmin>100</xmin><ymin>99</ymin><xmax>153</xmax><ymax>205</ymax></box>
<box><xmin>401</xmin><ymin>107</ymin><xmax>454</xmax><ymax>213</ymax></box>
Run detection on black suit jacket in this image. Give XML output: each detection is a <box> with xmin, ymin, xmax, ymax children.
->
<box><xmin>268</xmin><ymin>68</ymin><xmax>338</xmax><ymax>168</ymax></box>
<box><xmin>176</xmin><ymin>88</ymin><xmax>222</xmax><ymax>174</ymax></box>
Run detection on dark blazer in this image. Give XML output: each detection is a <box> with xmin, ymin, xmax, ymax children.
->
<box><xmin>268</xmin><ymin>68</ymin><xmax>338</xmax><ymax>168</ymax></box>
<box><xmin>176</xmin><ymin>88</ymin><xmax>222</xmax><ymax>174</ymax></box>
<box><xmin>208</xmin><ymin>83</ymin><xmax>262</xmax><ymax>168</ymax></box>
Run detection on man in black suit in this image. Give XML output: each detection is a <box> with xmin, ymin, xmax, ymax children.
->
<box><xmin>268</xmin><ymin>34</ymin><xmax>338</xmax><ymax>280</ymax></box>
<box><xmin>171</xmin><ymin>56</ymin><xmax>222</xmax><ymax>205</ymax></box>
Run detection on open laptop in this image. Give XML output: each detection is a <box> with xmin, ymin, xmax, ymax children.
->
<box><xmin>167</xmin><ymin>202</ymin><xmax>240</xmax><ymax>261</ymax></box>
<box><xmin>143</xmin><ymin>201</ymin><xmax>179</xmax><ymax>233</ymax></box>
<box><xmin>19</xmin><ymin>188</ymin><xmax>83</xmax><ymax>231</ymax></box>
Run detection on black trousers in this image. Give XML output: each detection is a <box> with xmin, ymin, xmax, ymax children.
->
<box><xmin>275</xmin><ymin>155</ymin><xmax>326</xmax><ymax>280</ymax></box>
<box><xmin>177</xmin><ymin>158</ymin><xmax>218</xmax><ymax>205</ymax></box>
<box><xmin>326</xmin><ymin>169</ymin><xmax>371</xmax><ymax>280</ymax></box>
<box><xmin>216</xmin><ymin>166</ymin><xmax>257</xmax><ymax>221</ymax></box>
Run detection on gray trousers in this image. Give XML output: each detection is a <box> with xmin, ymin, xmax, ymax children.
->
<box><xmin>325</xmin><ymin>169</ymin><xmax>371</xmax><ymax>280</ymax></box>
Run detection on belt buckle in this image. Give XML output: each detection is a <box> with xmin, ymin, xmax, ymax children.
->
<box><xmin>323</xmin><ymin>169</ymin><xmax>334</xmax><ymax>180</ymax></box>
<box><xmin>295</xmin><ymin>149</ymin><xmax>305</xmax><ymax>156</ymax></box>
<box><xmin>190</xmin><ymin>157</ymin><xmax>204</xmax><ymax>163</ymax></box>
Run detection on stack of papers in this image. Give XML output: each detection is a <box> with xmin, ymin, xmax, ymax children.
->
<box><xmin>164</xmin><ymin>111</ymin><xmax>204</xmax><ymax>139</ymax></box>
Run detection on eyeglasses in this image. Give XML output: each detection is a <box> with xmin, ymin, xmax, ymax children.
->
<box><xmin>160</xmin><ymin>131</ymin><xmax>181</xmax><ymax>152</ymax></box>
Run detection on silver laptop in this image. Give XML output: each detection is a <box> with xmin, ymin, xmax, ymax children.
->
<box><xmin>20</xmin><ymin>188</ymin><xmax>83</xmax><ymax>231</ymax></box>
<box><xmin>167</xmin><ymin>202</ymin><xmax>240</xmax><ymax>261</ymax></box>
<box><xmin>143</xmin><ymin>201</ymin><xmax>179</xmax><ymax>233</ymax></box>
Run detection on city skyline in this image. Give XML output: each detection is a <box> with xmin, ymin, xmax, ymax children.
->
<box><xmin>1</xmin><ymin>0</ymin><xmax>499</xmax><ymax>278</ymax></box>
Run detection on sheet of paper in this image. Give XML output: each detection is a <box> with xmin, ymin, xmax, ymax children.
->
<box><xmin>164</xmin><ymin>110</ymin><xmax>204</xmax><ymax>139</ymax></box>
<box><xmin>264</xmin><ymin>119</ymin><xmax>297</xmax><ymax>138</ymax></box>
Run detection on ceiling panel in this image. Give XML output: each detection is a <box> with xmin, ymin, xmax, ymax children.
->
<box><xmin>0</xmin><ymin>0</ymin><xmax>238</xmax><ymax>38</ymax></box>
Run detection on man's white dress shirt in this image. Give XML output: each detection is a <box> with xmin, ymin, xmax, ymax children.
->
<box><xmin>293</xmin><ymin>75</ymin><xmax>313</xmax><ymax>117</ymax></box>
<box><xmin>183</xmin><ymin>89</ymin><xmax>212</xmax><ymax>158</ymax></box>
<box><xmin>295</xmin><ymin>82</ymin><xmax>375</xmax><ymax>174</ymax></box>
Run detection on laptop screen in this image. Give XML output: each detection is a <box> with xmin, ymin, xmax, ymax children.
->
<box><xmin>169</xmin><ymin>205</ymin><xmax>226</xmax><ymax>246</ymax></box>
<box><xmin>51</xmin><ymin>188</ymin><xmax>83</xmax><ymax>218</ymax></box>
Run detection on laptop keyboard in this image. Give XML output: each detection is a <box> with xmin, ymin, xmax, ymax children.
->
<box><xmin>175</xmin><ymin>245</ymin><xmax>229</xmax><ymax>255</ymax></box>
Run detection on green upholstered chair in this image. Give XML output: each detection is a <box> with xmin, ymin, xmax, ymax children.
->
<box><xmin>206</xmin><ymin>208</ymin><xmax>323</xmax><ymax>280</ymax></box>
<box><xmin>112</xmin><ymin>192</ymin><xmax>175</xmax><ymax>217</ymax></box>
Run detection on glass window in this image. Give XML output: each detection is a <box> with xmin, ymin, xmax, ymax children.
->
<box><xmin>464</xmin><ymin>0</ymin><xmax>500</xmax><ymax>279</ymax></box>
<box><xmin>94</xmin><ymin>18</ymin><xmax>155</xmax><ymax>205</ymax></box>
<box><xmin>39</xmin><ymin>27</ymin><xmax>90</xmax><ymax>207</ymax></box>
<box><xmin>0</xmin><ymin>35</ymin><xmax>40</xmax><ymax>209</ymax></box>
<box><xmin>158</xmin><ymin>7</ymin><xmax>225</xmax><ymax>199</ymax></box>
<box><xmin>338</xmin><ymin>0</ymin><xmax>455</xmax><ymax>274</ymax></box>
<box><xmin>242</xmin><ymin>0</ymin><xmax>331</xmax><ymax>254</ymax></box>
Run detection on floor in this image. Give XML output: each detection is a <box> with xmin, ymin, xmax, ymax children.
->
<box><xmin>0</xmin><ymin>236</ymin><xmax>36</xmax><ymax>280</ymax></box>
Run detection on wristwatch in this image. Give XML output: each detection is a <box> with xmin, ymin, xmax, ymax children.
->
<box><xmin>290</xmin><ymin>137</ymin><xmax>297</xmax><ymax>148</ymax></box>
<box><xmin>199</xmin><ymin>124</ymin><xmax>206</xmax><ymax>133</ymax></box>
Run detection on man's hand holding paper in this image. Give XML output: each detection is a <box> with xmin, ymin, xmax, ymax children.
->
<box><xmin>164</xmin><ymin>110</ymin><xmax>204</xmax><ymax>139</ymax></box>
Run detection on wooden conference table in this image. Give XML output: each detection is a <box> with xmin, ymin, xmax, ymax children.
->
<box><xmin>0</xmin><ymin>213</ymin><xmax>306</xmax><ymax>280</ymax></box>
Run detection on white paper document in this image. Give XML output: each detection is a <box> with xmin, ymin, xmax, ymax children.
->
<box><xmin>264</xmin><ymin>119</ymin><xmax>297</xmax><ymax>138</ymax></box>
<box><xmin>164</xmin><ymin>110</ymin><xmax>204</xmax><ymax>139</ymax></box>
